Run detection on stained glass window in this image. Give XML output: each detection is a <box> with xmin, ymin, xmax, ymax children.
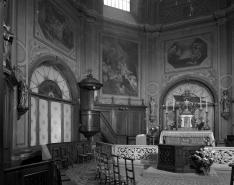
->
<box><xmin>30</xmin><ymin>65</ymin><xmax>72</xmax><ymax>146</ymax></box>
<box><xmin>30</xmin><ymin>65</ymin><xmax>71</xmax><ymax>100</ymax></box>
<box><xmin>38</xmin><ymin>80</ymin><xmax>63</xmax><ymax>98</ymax></box>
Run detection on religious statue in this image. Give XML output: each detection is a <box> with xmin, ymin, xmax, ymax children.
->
<box><xmin>3</xmin><ymin>22</ymin><xmax>14</xmax><ymax>68</ymax></box>
<box><xmin>149</xmin><ymin>97</ymin><xmax>156</xmax><ymax>123</ymax></box>
<box><xmin>150</xmin><ymin>97</ymin><xmax>156</xmax><ymax>115</ymax></box>
<box><xmin>191</xmin><ymin>116</ymin><xmax>196</xmax><ymax>128</ymax></box>
<box><xmin>18</xmin><ymin>77</ymin><xmax>28</xmax><ymax>108</ymax></box>
<box><xmin>220</xmin><ymin>90</ymin><xmax>230</xmax><ymax>113</ymax></box>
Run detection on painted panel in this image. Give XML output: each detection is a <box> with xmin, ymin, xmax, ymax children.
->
<box><xmin>101</xmin><ymin>35</ymin><xmax>139</xmax><ymax>98</ymax></box>
<box><xmin>165</xmin><ymin>35</ymin><xmax>211</xmax><ymax>73</ymax></box>
<box><xmin>35</xmin><ymin>0</ymin><xmax>76</xmax><ymax>59</ymax></box>
<box><xmin>167</xmin><ymin>38</ymin><xmax>207</xmax><ymax>68</ymax></box>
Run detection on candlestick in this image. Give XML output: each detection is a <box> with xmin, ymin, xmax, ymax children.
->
<box><xmin>173</xmin><ymin>99</ymin><xmax>174</xmax><ymax>111</ymax></box>
<box><xmin>206</xmin><ymin>99</ymin><xmax>208</xmax><ymax>112</ymax></box>
<box><xmin>165</xmin><ymin>112</ymin><xmax>168</xmax><ymax>130</ymax></box>
<box><xmin>166</xmin><ymin>101</ymin><xmax>168</xmax><ymax>113</ymax></box>
<box><xmin>204</xmin><ymin>111</ymin><xmax>210</xmax><ymax>130</ymax></box>
<box><xmin>200</xmin><ymin>97</ymin><xmax>202</xmax><ymax>110</ymax></box>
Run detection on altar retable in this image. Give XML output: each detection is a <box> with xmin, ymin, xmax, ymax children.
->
<box><xmin>158</xmin><ymin>89</ymin><xmax>214</xmax><ymax>173</ymax></box>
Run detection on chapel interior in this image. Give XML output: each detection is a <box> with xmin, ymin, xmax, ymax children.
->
<box><xmin>1</xmin><ymin>0</ymin><xmax>234</xmax><ymax>184</ymax></box>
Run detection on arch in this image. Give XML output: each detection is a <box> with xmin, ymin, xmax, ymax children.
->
<box><xmin>28</xmin><ymin>55</ymin><xmax>80</xmax><ymax>141</ymax></box>
<box><xmin>159</xmin><ymin>75</ymin><xmax>219</xmax><ymax>141</ymax></box>
<box><xmin>29</xmin><ymin>55</ymin><xmax>79</xmax><ymax>102</ymax></box>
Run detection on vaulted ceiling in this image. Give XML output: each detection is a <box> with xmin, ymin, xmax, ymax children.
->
<box><xmin>69</xmin><ymin>0</ymin><xmax>227</xmax><ymax>26</ymax></box>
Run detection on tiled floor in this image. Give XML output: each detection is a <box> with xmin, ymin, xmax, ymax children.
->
<box><xmin>66</xmin><ymin>160</ymin><xmax>231</xmax><ymax>185</ymax></box>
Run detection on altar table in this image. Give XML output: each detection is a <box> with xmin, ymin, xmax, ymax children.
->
<box><xmin>159</xmin><ymin>130</ymin><xmax>215</xmax><ymax>147</ymax></box>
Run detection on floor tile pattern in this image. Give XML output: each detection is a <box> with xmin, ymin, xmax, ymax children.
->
<box><xmin>66</xmin><ymin>160</ymin><xmax>231</xmax><ymax>185</ymax></box>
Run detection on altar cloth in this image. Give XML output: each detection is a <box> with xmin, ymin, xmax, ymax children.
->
<box><xmin>159</xmin><ymin>130</ymin><xmax>215</xmax><ymax>146</ymax></box>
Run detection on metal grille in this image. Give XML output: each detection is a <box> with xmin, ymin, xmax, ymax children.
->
<box><xmin>104</xmin><ymin>0</ymin><xmax>130</xmax><ymax>12</ymax></box>
<box><xmin>161</xmin><ymin>0</ymin><xmax>212</xmax><ymax>23</ymax></box>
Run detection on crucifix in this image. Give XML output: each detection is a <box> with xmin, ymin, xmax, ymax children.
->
<box><xmin>184</xmin><ymin>99</ymin><xmax>189</xmax><ymax>111</ymax></box>
<box><xmin>87</xmin><ymin>68</ymin><xmax>93</xmax><ymax>77</ymax></box>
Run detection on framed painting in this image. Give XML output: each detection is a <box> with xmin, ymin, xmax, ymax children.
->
<box><xmin>165</xmin><ymin>35</ymin><xmax>211</xmax><ymax>73</ymax></box>
<box><xmin>100</xmin><ymin>34</ymin><xmax>140</xmax><ymax>98</ymax></box>
<box><xmin>34</xmin><ymin>0</ymin><xmax>76</xmax><ymax>60</ymax></box>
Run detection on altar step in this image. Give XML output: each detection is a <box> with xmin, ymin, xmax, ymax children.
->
<box><xmin>143</xmin><ymin>165</ymin><xmax>219</xmax><ymax>184</ymax></box>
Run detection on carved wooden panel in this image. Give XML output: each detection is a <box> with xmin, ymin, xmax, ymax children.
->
<box><xmin>115</xmin><ymin>111</ymin><xmax>128</xmax><ymax>135</ymax></box>
<box><xmin>128</xmin><ymin>110</ymin><xmax>144</xmax><ymax>136</ymax></box>
<box><xmin>24</xmin><ymin>171</ymin><xmax>47</xmax><ymax>185</ymax></box>
<box><xmin>100</xmin><ymin>110</ymin><xmax>112</xmax><ymax>127</ymax></box>
<box><xmin>95</xmin><ymin>104</ymin><xmax>147</xmax><ymax>142</ymax></box>
<box><xmin>159</xmin><ymin>148</ymin><xmax>175</xmax><ymax>165</ymax></box>
<box><xmin>4</xmin><ymin>161</ymin><xmax>53</xmax><ymax>185</ymax></box>
<box><xmin>158</xmin><ymin>144</ymin><xmax>205</xmax><ymax>173</ymax></box>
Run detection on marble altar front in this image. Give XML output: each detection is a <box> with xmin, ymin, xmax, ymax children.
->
<box><xmin>159</xmin><ymin>130</ymin><xmax>215</xmax><ymax>147</ymax></box>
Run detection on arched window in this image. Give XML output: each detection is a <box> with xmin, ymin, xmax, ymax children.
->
<box><xmin>163</xmin><ymin>82</ymin><xmax>215</xmax><ymax>131</ymax></box>
<box><xmin>29</xmin><ymin>64</ymin><xmax>72</xmax><ymax>146</ymax></box>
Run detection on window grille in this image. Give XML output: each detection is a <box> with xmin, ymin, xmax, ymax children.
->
<box><xmin>104</xmin><ymin>0</ymin><xmax>130</xmax><ymax>12</ymax></box>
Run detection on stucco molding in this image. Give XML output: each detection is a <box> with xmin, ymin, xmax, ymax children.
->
<box><xmin>219</xmin><ymin>75</ymin><xmax>233</xmax><ymax>90</ymax></box>
<box><xmin>28</xmin><ymin>39</ymin><xmax>80</xmax><ymax>81</ymax></box>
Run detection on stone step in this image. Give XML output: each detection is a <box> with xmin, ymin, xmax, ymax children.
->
<box><xmin>143</xmin><ymin>165</ymin><xmax>220</xmax><ymax>183</ymax></box>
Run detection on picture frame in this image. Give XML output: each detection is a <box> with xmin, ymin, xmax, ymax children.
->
<box><xmin>100</xmin><ymin>34</ymin><xmax>141</xmax><ymax>99</ymax></box>
<box><xmin>165</xmin><ymin>35</ymin><xmax>211</xmax><ymax>73</ymax></box>
<box><xmin>34</xmin><ymin>0</ymin><xmax>76</xmax><ymax>60</ymax></box>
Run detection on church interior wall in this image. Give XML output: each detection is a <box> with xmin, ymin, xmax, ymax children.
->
<box><xmin>11</xmin><ymin>0</ymin><xmax>234</xmax><ymax>152</ymax></box>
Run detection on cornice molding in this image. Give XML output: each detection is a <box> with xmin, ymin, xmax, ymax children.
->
<box><xmin>77</xmin><ymin>3</ymin><xmax>143</xmax><ymax>32</ymax></box>
<box><xmin>98</xmin><ymin>16</ymin><xmax>145</xmax><ymax>33</ymax></box>
<box><xmin>162</xmin><ymin>15</ymin><xmax>215</xmax><ymax>31</ymax></box>
<box><xmin>225</xmin><ymin>4</ymin><xmax>234</xmax><ymax>16</ymax></box>
<box><xmin>213</xmin><ymin>10</ymin><xmax>226</xmax><ymax>25</ymax></box>
<box><xmin>78</xmin><ymin>4</ymin><xmax>99</xmax><ymax>22</ymax></box>
<box><xmin>213</xmin><ymin>10</ymin><xmax>226</xmax><ymax>20</ymax></box>
<box><xmin>144</xmin><ymin>24</ymin><xmax>162</xmax><ymax>38</ymax></box>
<box><xmin>69</xmin><ymin>1</ymin><xmax>234</xmax><ymax>37</ymax></box>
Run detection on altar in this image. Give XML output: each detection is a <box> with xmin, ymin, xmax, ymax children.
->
<box><xmin>155</xmin><ymin>89</ymin><xmax>216</xmax><ymax>174</ymax></box>
<box><xmin>159</xmin><ymin>130</ymin><xmax>215</xmax><ymax>147</ymax></box>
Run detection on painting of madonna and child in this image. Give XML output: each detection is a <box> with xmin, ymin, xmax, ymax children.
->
<box><xmin>102</xmin><ymin>36</ymin><xmax>139</xmax><ymax>97</ymax></box>
<box><xmin>167</xmin><ymin>38</ymin><xmax>208</xmax><ymax>69</ymax></box>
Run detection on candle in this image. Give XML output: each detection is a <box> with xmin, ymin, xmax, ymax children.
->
<box><xmin>166</xmin><ymin>101</ymin><xmax>168</xmax><ymax>113</ymax></box>
<box><xmin>173</xmin><ymin>99</ymin><xmax>174</xmax><ymax>111</ymax></box>
<box><xmin>206</xmin><ymin>99</ymin><xmax>208</xmax><ymax>112</ymax></box>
